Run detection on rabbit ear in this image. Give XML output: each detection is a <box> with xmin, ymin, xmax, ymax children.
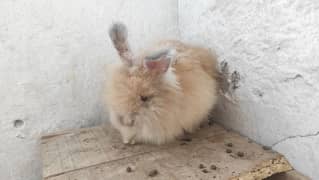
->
<box><xmin>144</xmin><ymin>49</ymin><xmax>175</xmax><ymax>74</ymax></box>
<box><xmin>109</xmin><ymin>22</ymin><xmax>133</xmax><ymax>66</ymax></box>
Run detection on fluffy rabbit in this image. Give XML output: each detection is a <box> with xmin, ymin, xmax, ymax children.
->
<box><xmin>106</xmin><ymin>22</ymin><xmax>219</xmax><ymax>145</ymax></box>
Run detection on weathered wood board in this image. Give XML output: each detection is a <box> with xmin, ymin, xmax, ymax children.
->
<box><xmin>41</xmin><ymin>123</ymin><xmax>294</xmax><ymax>180</ymax></box>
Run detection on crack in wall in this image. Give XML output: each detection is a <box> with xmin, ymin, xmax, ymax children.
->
<box><xmin>271</xmin><ymin>131</ymin><xmax>319</xmax><ymax>147</ymax></box>
<box><xmin>282</xmin><ymin>74</ymin><xmax>303</xmax><ymax>82</ymax></box>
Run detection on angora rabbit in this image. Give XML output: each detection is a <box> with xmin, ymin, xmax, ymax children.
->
<box><xmin>106</xmin><ymin>22</ymin><xmax>219</xmax><ymax>145</ymax></box>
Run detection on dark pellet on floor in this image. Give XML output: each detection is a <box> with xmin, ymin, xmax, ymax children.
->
<box><xmin>237</xmin><ymin>151</ymin><xmax>244</xmax><ymax>157</ymax></box>
<box><xmin>262</xmin><ymin>146</ymin><xmax>271</xmax><ymax>150</ymax></box>
<box><xmin>225</xmin><ymin>142</ymin><xmax>233</xmax><ymax>147</ymax></box>
<box><xmin>226</xmin><ymin>149</ymin><xmax>232</xmax><ymax>153</ymax></box>
<box><xmin>199</xmin><ymin>164</ymin><xmax>205</xmax><ymax>169</ymax></box>
<box><xmin>148</xmin><ymin>169</ymin><xmax>158</xmax><ymax>177</ymax></box>
<box><xmin>202</xmin><ymin>169</ymin><xmax>208</xmax><ymax>173</ymax></box>
<box><xmin>181</xmin><ymin>137</ymin><xmax>192</xmax><ymax>142</ymax></box>
<box><xmin>180</xmin><ymin>142</ymin><xmax>187</xmax><ymax>145</ymax></box>
<box><xmin>210</xmin><ymin>165</ymin><xmax>217</xmax><ymax>170</ymax></box>
<box><xmin>126</xmin><ymin>166</ymin><xmax>132</xmax><ymax>173</ymax></box>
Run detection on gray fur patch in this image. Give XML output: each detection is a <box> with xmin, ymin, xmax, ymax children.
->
<box><xmin>109</xmin><ymin>22</ymin><xmax>127</xmax><ymax>43</ymax></box>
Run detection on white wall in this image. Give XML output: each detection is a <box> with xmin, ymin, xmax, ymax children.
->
<box><xmin>179</xmin><ymin>0</ymin><xmax>319</xmax><ymax>179</ymax></box>
<box><xmin>0</xmin><ymin>0</ymin><xmax>178</xmax><ymax>180</ymax></box>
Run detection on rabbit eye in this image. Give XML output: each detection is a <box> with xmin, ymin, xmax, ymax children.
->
<box><xmin>140</xmin><ymin>96</ymin><xmax>149</xmax><ymax>102</ymax></box>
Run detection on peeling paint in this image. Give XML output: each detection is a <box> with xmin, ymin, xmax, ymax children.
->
<box><xmin>230</xmin><ymin>71</ymin><xmax>240</xmax><ymax>90</ymax></box>
<box><xmin>252</xmin><ymin>89</ymin><xmax>264</xmax><ymax>98</ymax></box>
<box><xmin>218</xmin><ymin>61</ymin><xmax>241</xmax><ymax>95</ymax></box>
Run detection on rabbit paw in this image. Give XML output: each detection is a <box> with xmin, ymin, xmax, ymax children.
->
<box><xmin>122</xmin><ymin>133</ymin><xmax>136</xmax><ymax>145</ymax></box>
<box><xmin>119</xmin><ymin>116</ymin><xmax>135</xmax><ymax>127</ymax></box>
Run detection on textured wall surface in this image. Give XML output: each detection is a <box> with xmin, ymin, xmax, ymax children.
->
<box><xmin>0</xmin><ymin>1</ymin><xmax>178</xmax><ymax>179</ymax></box>
<box><xmin>179</xmin><ymin>0</ymin><xmax>319</xmax><ymax>179</ymax></box>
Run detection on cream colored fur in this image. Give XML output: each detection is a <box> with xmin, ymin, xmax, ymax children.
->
<box><xmin>106</xmin><ymin>24</ymin><xmax>219</xmax><ymax>145</ymax></box>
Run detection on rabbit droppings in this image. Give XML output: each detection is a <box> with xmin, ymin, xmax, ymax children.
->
<box><xmin>105</xmin><ymin>22</ymin><xmax>219</xmax><ymax>145</ymax></box>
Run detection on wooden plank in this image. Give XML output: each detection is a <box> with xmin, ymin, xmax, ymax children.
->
<box><xmin>41</xmin><ymin>123</ymin><xmax>293</xmax><ymax>180</ymax></box>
